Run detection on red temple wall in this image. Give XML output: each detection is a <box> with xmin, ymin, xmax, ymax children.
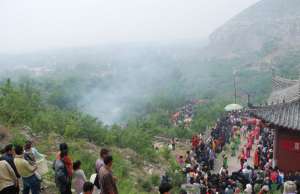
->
<box><xmin>276</xmin><ymin>129</ymin><xmax>300</xmax><ymax>172</ymax></box>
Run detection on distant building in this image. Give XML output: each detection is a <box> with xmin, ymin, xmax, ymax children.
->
<box><xmin>28</xmin><ymin>66</ymin><xmax>53</xmax><ymax>76</ymax></box>
<box><xmin>14</xmin><ymin>65</ymin><xmax>54</xmax><ymax>76</ymax></box>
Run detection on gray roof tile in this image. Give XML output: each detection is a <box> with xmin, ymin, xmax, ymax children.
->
<box><xmin>268</xmin><ymin>76</ymin><xmax>300</xmax><ymax>104</ymax></box>
<box><xmin>252</xmin><ymin>100</ymin><xmax>300</xmax><ymax>131</ymax></box>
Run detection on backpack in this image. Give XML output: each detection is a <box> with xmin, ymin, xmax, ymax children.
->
<box><xmin>161</xmin><ymin>175</ymin><xmax>171</xmax><ymax>185</ymax></box>
<box><xmin>94</xmin><ymin>166</ymin><xmax>101</xmax><ymax>189</ymax></box>
<box><xmin>53</xmin><ymin>159</ymin><xmax>68</xmax><ymax>187</ymax></box>
<box><xmin>94</xmin><ymin>173</ymin><xmax>100</xmax><ymax>189</ymax></box>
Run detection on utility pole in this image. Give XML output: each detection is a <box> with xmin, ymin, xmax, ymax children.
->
<box><xmin>247</xmin><ymin>93</ymin><xmax>250</xmax><ymax>106</ymax></box>
<box><xmin>239</xmin><ymin>88</ymin><xmax>256</xmax><ymax>107</ymax></box>
<box><xmin>233</xmin><ymin>70</ymin><xmax>237</xmax><ymax>104</ymax></box>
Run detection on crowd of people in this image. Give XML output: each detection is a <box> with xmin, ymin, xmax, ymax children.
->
<box><xmin>0</xmin><ymin>141</ymin><xmax>119</xmax><ymax>194</ymax></box>
<box><xmin>171</xmin><ymin>100</ymin><xmax>200</xmax><ymax>128</ymax></box>
<box><xmin>179</xmin><ymin>112</ymin><xmax>240</xmax><ymax>194</ymax></box>
<box><xmin>178</xmin><ymin>112</ymin><xmax>300</xmax><ymax>194</ymax></box>
<box><xmin>1</xmin><ymin>110</ymin><xmax>300</xmax><ymax>194</ymax></box>
<box><xmin>235</xmin><ymin>119</ymin><xmax>300</xmax><ymax>194</ymax></box>
<box><xmin>0</xmin><ymin>141</ymin><xmax>43</xmax><ymax>194</ymax></box>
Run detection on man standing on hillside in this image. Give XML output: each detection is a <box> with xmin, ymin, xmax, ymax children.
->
<box><xmin>0</xmin><ymin>144</ymin><xmax>20</xmax><ymax>193</ymax></box>
<box><xmin>99</xmin><ymin>155</ymin><xmax>118</xmax><ymax>194</ymax></box>
<box><xmin>95</xmin><ymin>148</ymin><xmax>109</xmax><ymax>190</ymax></box>
<box><xmin>96</xmin><ymin>148</ymin><xmax>109</xmax><ymax>173</ymax></box>
<box><xmin>0</xmin><ymin>145</ymin><xmax>21</xmax><ymax>179</ymax></box>
<box><xmin>14</xmin><ymin>145</ymin><xmax>41</xmax><ymax>194</ymax></box>
<box><xmin>0</xmin><ymin>159</ymin><xmax>18</xmax><ymax>194</ymax></box>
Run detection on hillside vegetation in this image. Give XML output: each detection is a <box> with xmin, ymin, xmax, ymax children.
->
<box><xmin>0</xmin><ymin>76</ymin><xmax>226</xmax><ymax>193</ymax></box>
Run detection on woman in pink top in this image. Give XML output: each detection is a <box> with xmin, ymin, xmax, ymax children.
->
<box><xmin>177</xmin><ymin>155</ymin><xmax>185</xmax><ymax>168</ymax></box>
<box><xmin>95</xmin><ymin>149</ymin><xmax>109</xmax><ymax>173</ymax></box>
<box><xmin>72</xmin><ymin>160</ymin><xmax>87</xmax><ymax>194</ymax></box>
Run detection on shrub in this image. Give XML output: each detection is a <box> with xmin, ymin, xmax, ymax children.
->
<box><xmin>150</xmin><ymin>174</ymin><xmax>160</xmax><ymax>186</ymax></box>
<box><xmin>160</xmin><ymin>147</ymin><xmax>171</xmax><ymax>161</ymax></box>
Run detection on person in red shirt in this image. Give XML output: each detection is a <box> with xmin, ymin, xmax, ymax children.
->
<box><xmin>56</xmin><ymin>143</ymin><xmax>73</xmax><ymax>194</ymax></box>
<box><xmin>253</xmin><ymin>148</ymin><xmax>260</xmax><ymax>169</ymax></box>
<box><xmin>270</xmin><ymin>168</ymin><xmax>279</xmax><ymax>183</ymax></box>
<box><xmin>239</xmin><ymin>149</ymin><xmax>246</xmax><ymax>170</ymax></box>
<box><xmin>191</xmin><ymin>135</ymin><xmax>199</xmax><ymax>150</ymax></box>
<box><xmin>245</xmin><ymin>145</ymin><xmax>250</xmax><ymax>159</ymax></box>
<box><xmin>254</xmin><ymin>125</ymin><xmax>260</xmax><ymax>140</ymax></box>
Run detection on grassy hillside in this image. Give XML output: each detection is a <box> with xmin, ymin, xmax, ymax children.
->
<box><xmin>0</xmin><ymin>76</ymin><xmax>228</xmax><ymax>193</ymax></box>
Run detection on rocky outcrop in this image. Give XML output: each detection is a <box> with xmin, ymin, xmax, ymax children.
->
<box><xmin>207</xmin><ymin>0</ymin><xmax>300</xmax><ymax>60</ymax></box>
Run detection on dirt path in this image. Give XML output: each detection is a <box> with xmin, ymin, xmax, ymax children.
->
<box><xmin>153</xmin><ymin>135</ymin><xmax>191</xmax><ymax>163</ymax></box>
<box><xmin>213</xmin><ymin>136</ymin><xmax>245</xmax><ymax>174</ymax></box>
<box><xmin>213</xmin><ymin>135</ymin><xmax>258</xmax><ymax>174</ymax></box>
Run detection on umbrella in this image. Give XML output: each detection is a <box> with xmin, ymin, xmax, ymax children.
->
<box><xmin>224</xmin><ymin>104</ymin><xmax>243</xmax><ymax>111</ymax></box>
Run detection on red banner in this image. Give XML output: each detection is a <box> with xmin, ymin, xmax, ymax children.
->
<box><xmin>279</xmin><ymin>139</ymin><xmax>300</xmax><ymax>152</ymax></box>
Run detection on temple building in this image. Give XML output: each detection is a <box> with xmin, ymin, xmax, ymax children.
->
<box><xmin>252</xmin><ymin>74</ymin><xmax>300</xmax><ymax>172</ymax></box>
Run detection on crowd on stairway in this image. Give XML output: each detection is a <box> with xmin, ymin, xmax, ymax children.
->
<box><xmin>0</xmin><ymin>141</ymin><xmax>118</xmax><ymax>194</ymax></box>
<box><xmin>177</xmin><ymin>111</ymin><xmax>300</xmax><ymax>194</ymax></box>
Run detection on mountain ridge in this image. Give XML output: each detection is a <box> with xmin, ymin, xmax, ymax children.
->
<box><xmin>206</xmin><ymin>0</ymin><xmax>300</xmax><ymax>73</ymax></box>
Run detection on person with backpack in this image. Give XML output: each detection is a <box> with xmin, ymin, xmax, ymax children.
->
<box><xmin>0</xmin><ymin>144</ymin><xmax>20</xmax><ymax>193</ymax></box>
<box><xmin>54</xmin><ymin>143</ymin><xmax>73</xmax><ymax>194</ymax></box>
<box><xmin>14</xmin><ymin>145</ymin><xmax>40</xmax><ymax>194</ymax></box>
<box><xmin>0</xmin><ymin>144</ymin><xmax>21</xmax><ymax>179</ymax></box>
<box><xmin>0</xmin><ymin>159</ymin><xmax>18</xmax><ymax>194</ymax></box>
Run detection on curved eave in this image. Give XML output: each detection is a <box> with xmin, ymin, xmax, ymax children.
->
<box><xmin>250</xmin><ymin>100</ymin><xmax>300</xmax><ymax>131</ymax></box>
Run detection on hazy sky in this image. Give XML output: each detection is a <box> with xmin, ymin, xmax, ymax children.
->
<box><xmin>0</xmin><ymin>0</ymin><xmax>260</xmax><ymax>53</ymax></box>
